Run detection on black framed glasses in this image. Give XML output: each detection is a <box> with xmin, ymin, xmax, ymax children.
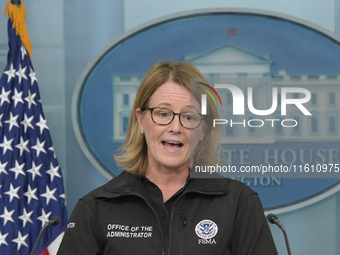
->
<box><xmin>144</xmin><ymin>107</ymin><xmax>203</xmax><ymax>129</ymax></box>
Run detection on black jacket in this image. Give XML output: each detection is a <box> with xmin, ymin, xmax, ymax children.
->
<box><xmin>57</xmin><ymin>171</ymin><xmax>278</xmax><ymax>255</ymax></box>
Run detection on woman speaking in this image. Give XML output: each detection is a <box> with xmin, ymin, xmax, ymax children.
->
<box><xmin>57</xmin><ymin>61</ymin><xmax>277</xmax><ymax>255</ymax></box>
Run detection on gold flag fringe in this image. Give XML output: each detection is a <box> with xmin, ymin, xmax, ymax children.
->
<box><xmin>4</xmin><ymin>1</ymin><xmax>33</xmax><ymax>57</ymax></box>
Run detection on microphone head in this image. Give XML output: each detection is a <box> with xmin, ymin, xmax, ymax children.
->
<box><xmin>51</xmin><ymin>217</ymin><xmax>61</xmax><ymax>226</ymax></box>
<box><xmin>267</xmin><ymin>213</ymin><xmax>278</xmax><ymax>224</ymax></box>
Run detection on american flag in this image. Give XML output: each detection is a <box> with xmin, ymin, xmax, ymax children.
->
<box><xmin>0</xmin><ymin>3</ymin><xmax>67</xmax><ymax>255</ymax></box>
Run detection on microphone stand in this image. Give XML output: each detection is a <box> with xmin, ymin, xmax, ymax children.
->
<box><xmin>30</xmin><ymin>217</ymin><xmax>61</xmax><ymax>255</ymax></box>
<box><xmin>275</xmin><ymin>220</ymin><xmax>291</xmax><ymax>255</ymax></box>
<box><xmin>267</xmin><ymin>213</ymin><xmax>292</xmax><ymax>255</ymax></box>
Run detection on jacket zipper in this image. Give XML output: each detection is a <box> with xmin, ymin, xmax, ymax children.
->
<box><xmin>167</xmin><ymin>193</ymin><xmax>184</xmax><ymax>255</ymax></box>
<box><xmin>125</xmin><ymin>193</ymin><xmax>166</xmax><ymax>255</ymax></box>
<box><xmin>179</xmin><ymin>213</ymin><xmax>187</xmax><ymax>255</ymax></box>
<box><xmin>167</xmin><ymin>190</ymin><xmax>225</xmax><ymax>255</ymax></box>
<box><xmin>116</xmin><ymin>189</ymin><xmax>225</xmax><ymax>255</ymax></box>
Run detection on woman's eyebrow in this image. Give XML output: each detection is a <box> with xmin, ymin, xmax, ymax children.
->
<box><xmin>154</xmin><ymin>103</ymin><xmax>199</xmax><ymax>112</ymax></box>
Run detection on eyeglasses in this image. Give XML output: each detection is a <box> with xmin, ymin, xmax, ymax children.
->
<box><xmin>144</xmin><ymin>107</ymin><xmax>203</xmax><ymax>129</ymax></box>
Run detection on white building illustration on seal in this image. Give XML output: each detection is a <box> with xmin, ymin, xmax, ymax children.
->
<box><xmin>112</xmin><ymin>43</ymin><xmax>340</xmax><ymax>144</ymax></box>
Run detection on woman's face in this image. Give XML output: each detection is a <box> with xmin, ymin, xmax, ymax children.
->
<box><xmin>136</xmin><ymin>81</ymin><xmax>204</xmax><ymax>173</ymax></box>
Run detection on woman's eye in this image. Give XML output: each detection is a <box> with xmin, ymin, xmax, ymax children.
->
<box><xmin>158</xmin><ymin>111</ymin><xmax>170</xmax><ymax>118</ymax></box>
<box><xmin>184</xmin><ymin>114</ymin><xmax>195</xmax><ymax>121</ymax></box>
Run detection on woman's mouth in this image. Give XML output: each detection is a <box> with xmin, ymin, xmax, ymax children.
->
<box><xmin>162</xmin><ymin>140</ymin><xmax>183</xmax><ymax>152</ymax></box>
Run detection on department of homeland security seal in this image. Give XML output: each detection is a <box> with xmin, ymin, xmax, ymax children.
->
<box><xmin>195</xmin><ymin>219</ymin><xmax>218</xmax><ymax>239</ymax></box>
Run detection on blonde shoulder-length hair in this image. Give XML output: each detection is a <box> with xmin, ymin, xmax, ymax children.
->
<box><xmin>114</xmin><ymin>61</ymin><xmax>221</xmax><ymax>176</ymax></box>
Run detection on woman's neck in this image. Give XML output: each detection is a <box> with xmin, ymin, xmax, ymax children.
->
<box><xmin>145</xmin><ymin>166</ymin><xmax>189</xmax><ymax>202</ymax></box>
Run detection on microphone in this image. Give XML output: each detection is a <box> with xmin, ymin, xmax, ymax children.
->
<box><xmin>267</xmin><ymin>213</ymin><xmax>292</xmax><ymax>255</ymax></box>
<box><xmin>30</xmin><ymin>217</ymin><xmax>61</xmax><ymax>255</ymax></box>
<box><xmin>45</xmin><ymin>217</ymin><xmax>61</xmax><ymax>227</ymax></box>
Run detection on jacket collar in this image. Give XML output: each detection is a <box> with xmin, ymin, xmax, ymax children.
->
<box><xmin>95</xmin><ymin>171</ymin><xmax>228</xmax><ymax>199</ymax></box>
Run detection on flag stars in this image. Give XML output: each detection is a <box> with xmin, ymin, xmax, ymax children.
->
<box><xmin>0</xmin><ymin>136</ymin><xmax>14</xmax><ymax>154</ymax></box>
<box><xmin>1</xmin><ymin>14</ymin><xmax>66</xmax><ymax>253</ymax></box>
<box><xmin>15</xmin><ymin>137</ymin><xmax>30</xmax><ymax>156</ymax></box>
<box><xmin>24</xmin><ymin>90</ymin><xmax>37</xmax><ymax>109</ymax></box>
<box><xmin>0</xmin><ymin>161</ymin><xmax>8</xmax><ymax>175</ymax></box>
<box><xmin>0</xmin><ymin>207</ymin><xmax>15</xmax><ymax>226</ymax></box>
<box><xmin>37</xmin><ymin>209</ymin><xmax>52</xmax><ymax>228</ymax></box>
<box><xmin>18</xmin><ymin>208</ymin><xmax>33</xmax><ymax>227</ymax></box>
<box><xmin>0</xmin><ymin>87</ymin><xmax>11</xmax><ymax>106</ymax></box>
<box><xmin>24</xmin><ymin>185</ymin><xmax>38</xmax><ymax>204</ymax></box>
<box><xmin>36</xmin><ymin>115</ymin><xmax>49</xmax><ymax>134</ymax></box>
<box><xmin>4</xmin><ymin>112</ymin><xmax>19</xmax><ymax>131</ymax></box>
<box><xmin>20</xmin><ymin>45</ymin><xmax>27</xmax><ymax>60</ymax></box>
<box><xmin>9</xmin><ymin>160</ymin><xmax>26</xmax><ymax>180</ymax></box>
<box><xmin>26</xmin><ymin>162</ymin><xmax>42</xmax><ymax>181</ymax></box>
<box><xmin>3</xmin><ymin>63</ymin><xmax>16</xmax><ymax>83</ymax></box>
<box><xmin>46</xmin><ymin>163</ymin><xmax>61</xmax><ymax>181</ymax></box>
<box><xmin>60</xmin><ymin>193</ymin><xmax>67</xmax><ymax>206</ymax></box>
<box><xmin>21</xmin><ymin>114</ymin><xmax>34</xmax><ymax>133</ymax></box>
<box><xmin>0</xmin><ymin>231</ymin><xmax>9</xmax><ymax>247</ymax></box>
<box><xmin>11</xmin><ymin>88</ymin><xmax>24</xmax><ymax>107</ymax></box>
<box><xmin>31</xmin><ymin>138</ymin><xmax>46</xmax><ymax>157</ymax></box>
<box><xmin>29</xmin><ymin>67</ymin><xmax>38</xmax><ymax>85</ymax></box>
<box><xmin>49</xmin><ymin>146</ymin><xmax>57</xmax><ymax>158</ymax></box>
<box><xmin>12</xmin><ymin>231</ymin><xmax>29</xmax><ymax>251</ymax></box>
<box><xmin>41</xmin><ymin>186</ymin><xmax>57</xmax><ymax>205</ymax></box>
<box><xmin>4</xmin><ymin>184</ymin><xmax>20</xmax><ymax>202</ymax></box>
<box><xmin>15</xmin><ymin>63</ymin><xmax>27</xmax><ymax>84</ymax></box>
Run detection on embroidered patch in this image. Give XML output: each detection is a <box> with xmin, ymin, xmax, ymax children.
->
<box><xmin>195</xmin><ymin>219</ymin><xmax>218</xmax><ymax>239</ymax></box>
<box><xmin>67</xmin><ymin>222</ymin><xmax>76</xmax><ymax>229</ymax></box>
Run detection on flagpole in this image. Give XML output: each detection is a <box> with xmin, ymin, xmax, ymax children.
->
<box><xmin>11</xmin><ymin>0</ymin><xmax>21</xmax><ymax>6</ymax></box>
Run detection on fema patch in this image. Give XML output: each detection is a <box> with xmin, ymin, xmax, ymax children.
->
<box><xmin>195</xmin><ymin>219</ymin><xmax>218</xmax><ymax>239</ymax></box>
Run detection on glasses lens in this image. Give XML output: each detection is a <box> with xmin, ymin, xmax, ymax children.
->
<box><xmin>181</xmin><ymin>111</ymin><xmax>201</xmax><ymax>129</ymax></box>
<box><xmin>152</xmin><ymin>108</ymin><xmax>173</xmax><ymax>124</ymax></box>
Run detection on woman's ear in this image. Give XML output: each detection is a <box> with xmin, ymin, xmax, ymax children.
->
<box><xmin>136</xmin><ymin>108</ymin><xmax>144</xmax><ymax>130</ymax></box>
